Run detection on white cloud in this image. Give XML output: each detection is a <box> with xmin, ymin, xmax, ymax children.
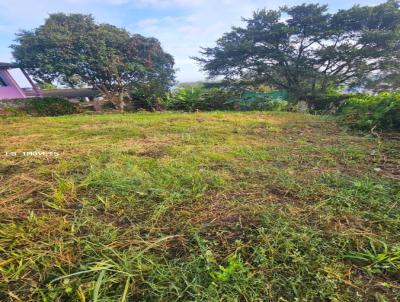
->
<box><xmin>137</xmin><ymin>18</ymin><xmax>160</xmax><ymax>27</ymax></box>
<box><xmin>133</xmin><ymin>0</ymin><xmax>273</xmax><ymax>81</ymax></box>
<box><xmin>133</xmin><ymin>0</ymin><xmax>381</xmax><ymax>82</ymax></box>
<box><xmin>0</xmin><ymin>0</ymin><xmax>382</xmax><ymax>82</ymax></box>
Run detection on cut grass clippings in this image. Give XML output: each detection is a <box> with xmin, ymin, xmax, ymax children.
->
<box><xmin>0</xmin><ymin>111</ymin><xmax>399</xmax><ymax>301</ymax></box>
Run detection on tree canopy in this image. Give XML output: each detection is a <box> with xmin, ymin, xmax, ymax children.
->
<box><xmin>12</xmin><ymin>13</ymin><xmax>175</xmax><ymax>110</ymax></box>
<box><xmin>195</xmin><ymin>0</ymin><xmax>400</xmax><ymax>100</ymax></box>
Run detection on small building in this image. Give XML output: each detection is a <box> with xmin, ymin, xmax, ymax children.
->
<box><xmin>0</xmin><ymin>62</ymin><xmax>99</xmax><ymax>103</ymax></box>
<box><xmin>0</xmin><ymin>62</ymin><xmax>41</xmax><ymax>100</ymax></box>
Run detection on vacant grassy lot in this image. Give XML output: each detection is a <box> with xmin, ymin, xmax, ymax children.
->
<box><xmin>0</xmin><ymin>112</ymin><xmax>399</xmax><ymax>301</ymax></box>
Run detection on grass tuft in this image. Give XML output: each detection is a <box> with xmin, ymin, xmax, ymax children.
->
<box><xmin>0</xmin><ymin>112</ymin><xmax>399</xmax><ymax>301</ymax></box>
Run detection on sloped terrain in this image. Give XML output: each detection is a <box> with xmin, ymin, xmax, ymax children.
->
<box><xmin>0</xmin><ymin>112</ymin><xmax>399</xmax><ymax>301</ymax></box>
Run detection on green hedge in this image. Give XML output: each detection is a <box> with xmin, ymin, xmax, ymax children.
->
<box><xmin>166</xmin><ymin>86</ymin><xmax>235</xmax><ymax>111</ymax></box>
<box><xmin>26</xmin><ymin>97</ymin><xmax>77</xmax><ymax>116</ymax></box>
<box><xmin>166</xmin><ymin>87</ymin><xmax>290</xmax><ymax>112</ymax></box>
<box><xmin>0</xmin><ymin>97</ymin><xmax>77</xmax><ymax>116</ymax></box>
<box><xmin>227</xmin><ymin>92</ymin><xmax>288</xmax><ymax>111</ymax></box>
<box><xmin>338</xmin><ymin>93</ymin><xmax>400</xmax><ymax>131</ymax></box>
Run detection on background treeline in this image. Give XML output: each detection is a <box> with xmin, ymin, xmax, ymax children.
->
<box><xmin>2</xmin><ymin>86</ymin><xmax>399</xmax><ymax>132</ymax></box>
<box><xmin>2</xmin><ymin>0</ymin><xmax>399</xmax><ymax>132</ymax></box>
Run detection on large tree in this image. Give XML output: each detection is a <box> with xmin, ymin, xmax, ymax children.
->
<box><xmin>195</xmin><ymin>1</ymin><xmax>400</xmax><ymax>101</ymax></box>
<box><xmin>12</xmin><ymin>13</ymin><xmax>175</xmax><ymax>110</ymax></box>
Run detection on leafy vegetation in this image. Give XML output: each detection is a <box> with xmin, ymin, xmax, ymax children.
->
<box><xmin>166</xmin><ymin>86</ymin><xmax>289</xmax><ymax>112</ymax></box>
<box><xmin>12</xmin><ymin>13</ymin><xmax>175</xmax><ymax>110</ymax></box>
<box><xmin>196</xmin><ymin>0</ymin><xmax>400</xmax><ymax>102</ymax></box>
<box><xmin>26</xmin><ymin>97</ymin><xmax>77</xmax><ymax>116</ymax></box>
<box><xmin>230</xmin><ymin>92</ymin><xmax>288</xmax><ymax>111</ymax></box>
<box><xmin>339</xmin><ymin>93</ymin><xmax>400</xmax><ymax>131</ymax></box>
<box><xmin>1</xmin><ymin>1</ymin><xmax>399</xmax><ymax>301</ymax></box>
<box><xmin>346</xmin><ymin>240</ymin><xmax>400</xmax><ymax>274</ymax></box>
<box><xmin>0</xmin><ymin>112</ymin><xmax>399</xmax><ymax>301</ymax></box>
<box><xmin>166</xmin><ymin>86</ymin><xmax>235</xmax><ymax>111</ymax></box>
<box><xmin>0</xmin><ymin>97</ymin><xmax>77</xmax><ymax>117</ymax></box>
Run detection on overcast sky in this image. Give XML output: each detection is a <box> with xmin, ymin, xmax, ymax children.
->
<box><xmin>0</xmin><ymin>0</ymin><xmax>381</xmax><ymax>83</ymax></box>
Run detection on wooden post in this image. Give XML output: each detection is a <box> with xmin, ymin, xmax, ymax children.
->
<box><xmin>20</xmin><ymin>68</ymin><xmax>42</xmax><ymax>97</ymax></box>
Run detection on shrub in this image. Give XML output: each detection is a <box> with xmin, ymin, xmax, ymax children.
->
<box><xmin>166</xmin><ymin>86</ymin><xmax>290</xmax><ymax>112</ymax></box>
<box><xmin>130</xmin><ymin>83</ymin><xmax>171</xmax><ymax>111</ymax></box>
<box><xmin>0</xmin><ymin>107</ymin><xmax>27</xmax><ymax>117</ymax></box>
<box><xmin>166</xmin><ymin>86</ymin><xmax>203</xmax><ymax>111</ymax></box>
<box><xmin>228</xmin><ymin>94</ymin><xmax>288</xmax><ymax>111</ymax></box>
<box><xmin>338</xmin><ymin>93</ymin><xmax>400</xmax><ymax>131</ymax></box>
<box><xmin>26</xmin><ymin>97</ymin><xmax>77</xmax><ymax>116</ymax></box>
<box><xmin>195</xmin><ymin>88</ymin><xmax>236</xmax><ymax>111</ymax></box>
<box><xmin>306</xmin><ymin>95</ymin><xmax>349</xmax><ymax>114</ymax></box>
<box><xmin>166</xmin><ymin>86</ymin><xmax>235</xmax><ymax>111</ymax></box>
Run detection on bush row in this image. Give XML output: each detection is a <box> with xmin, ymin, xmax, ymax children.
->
<box><xmin>338</xmin><ymin>93</ymin><xmax>400</xmax><ymax>131</ymax></box>
<box><xmin>165</xmin><ymin>88</ymin><xmax>400</xmax><ymax>132</ymax></box>
<box><xmin>1</xmin><ymin>90</ymin><xmax>399</xmax><ymax>133</ymax></box>
<box><xmin>0</xmin><ymin>97</ymin><xmax>77</xmax><ymax>116</ymax></box>
<box><xmin>165</xmin><ymin>86</ymin><xmax>235</xmax><ymax>111</ymax></box>
<box><xmin>165</xmin><ymin>86</ymin><xmax>288</xmax><ymax>112</ymax></box>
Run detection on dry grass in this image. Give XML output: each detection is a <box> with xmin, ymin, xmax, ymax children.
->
<box><xmin>0</xmin><ymin>111</ymin><xmax>399</xmax><ymax>301</ymax></box>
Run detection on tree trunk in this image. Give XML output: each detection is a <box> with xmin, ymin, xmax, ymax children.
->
<box><xmin>117</xmin><ymin>94</ymin><xmax>126</xmax><ymax>112</ymax></box>
<box><xmin>94</xmin><ymin>85</ymin><xmax>129</xmax><ymax>112</ymax></box>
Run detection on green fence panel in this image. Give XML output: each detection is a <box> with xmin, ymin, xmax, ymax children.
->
<box><xmin>240</xmin><ymin>91</ymin><xmax>288</xmax><ymax>101</ymax></box>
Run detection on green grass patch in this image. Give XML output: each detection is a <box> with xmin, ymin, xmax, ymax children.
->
<box><xmin>0</xmin><ymin>112</ymin><xmax>399</xmax><ymax>301</ymax></box>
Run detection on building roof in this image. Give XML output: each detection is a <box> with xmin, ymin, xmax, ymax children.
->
<box><xmin>0</xmin><ymin>62</ymin><xmax>11</xmax><ymax>68</ymax></box>
<box><xmin>41</xmin><ymin>88</ymin><xmax>98</xmax><ymax>98</ymax></box>
<box><xmin>0</xmin><ymin>62</ymin><xmax>18</xmax><ymax>69</ymax></box>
